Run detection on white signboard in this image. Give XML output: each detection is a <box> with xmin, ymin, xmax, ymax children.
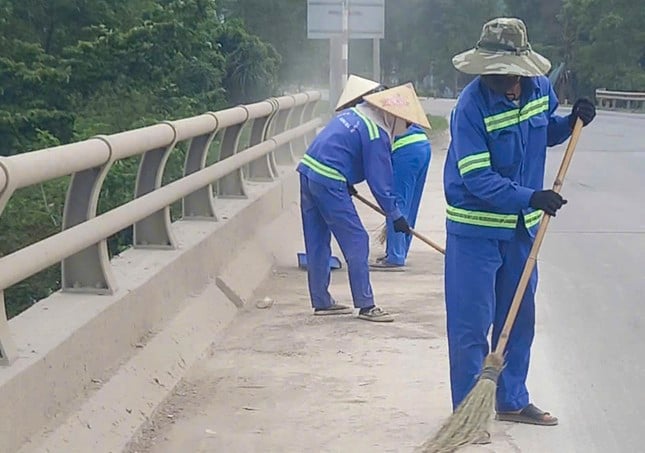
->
<box><xmin>307</xmin><ymin>0</ymin><xmax>385</xmax><ymax>39</ymax></box>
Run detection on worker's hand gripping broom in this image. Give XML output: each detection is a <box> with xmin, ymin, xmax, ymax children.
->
<box><xmin>418</xmin><ymin>118</ymin><xmax>585</xmax><ymax>453</ymax></box>
<box><xmin>351</xmin><ymin>191</ymin><xmax>446</xmax><ymax>255</ymax></box>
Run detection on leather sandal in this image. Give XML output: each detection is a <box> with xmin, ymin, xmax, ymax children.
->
<box><xmin>496</xmin><ymin>403</ymin><xmax>558</xmax><ymax>426</ymax></box>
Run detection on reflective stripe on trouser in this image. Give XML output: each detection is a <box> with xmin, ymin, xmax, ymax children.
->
<box><xmin>299</xmin><ymin>173</ymin><xmax>374</xmax><ymax>309</ymax></box>
<box><xmin>385</xmin><ymin>146</ymin><xmax>430</xmax><ymax>265</ymax></box>
<box><xmin>444</xmin><ymin>226</ymin><xmax>537</xmax><ymax>411</ymax></box>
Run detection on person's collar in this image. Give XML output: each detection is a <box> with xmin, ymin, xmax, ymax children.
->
<box><xmin>354</xmin><ymin>102</ymin><xmax>393</xmax><ymax>140</ymax></box>
<box><xmin>478</xmin><ymin>76</ymin><xmax>540</xmax><ymax>109</ymax></box>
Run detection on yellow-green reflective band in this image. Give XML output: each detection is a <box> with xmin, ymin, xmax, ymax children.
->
<box><xmin>484</xmin><ymin>95</ymin><xmax>550</xmax><ymax>133</ymax></box>
<box><xmin>351</xmin><ymin>108</ymin><xmax>380</xmax><ymax>141</ymax></box>
<box><xmin>519</xmin><ymin>96</ymin><xmax>549</xmax><ymax>122</ymax></box>
<box><xmin>447</xmin><ymin>206</ymin><xmax>518</xmax><ymax>229</ymax></box>
<box><xmin>485</xmin><ymin>108</ymin><xmax>520</xmax><ymax>132</ymax></box>
<box><xmin>300</xmin><ymin>154</ymin><xmax>347</xmax><ymax>182</ymax></box>
<box><xmin>524</xmin><ymin>210</ymin><xmax>543</xmax><ymax>228</ymax></box>
<box><xmin>392</xmin><ymin>133</ymin><xmax>427</xmax><ymax>152</ymax></box>
<box><xmin>458</xmin><ymin>151</ymin><xmax>491</xmax><ymax>176</ymax></box>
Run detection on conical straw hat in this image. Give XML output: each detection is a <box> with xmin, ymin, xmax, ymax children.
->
<box><xmin>363</xmin><ymin>83</ymin><xmax>432</xmax><ymax>130</ymax></box>
<box><xmin>335</xmin><ymin>74</ymin><xmax>382</xmax><ymax>111</ymax></box>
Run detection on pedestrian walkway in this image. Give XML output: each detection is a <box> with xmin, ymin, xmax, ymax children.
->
<box><xmin>125</xmin><ymin>124</ymin><xmax>525</xmax><ymax>453</ymax></box>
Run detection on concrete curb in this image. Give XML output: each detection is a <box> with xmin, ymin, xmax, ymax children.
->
<box><xmin>5</xmin><ymin>171</ymin><xmax>300</xmax><ymax>453</ymax></box>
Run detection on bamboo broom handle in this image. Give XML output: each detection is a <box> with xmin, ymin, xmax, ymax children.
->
<box><xmin>494</xmin><ymin>118</ymin><xmax>584</xmax><ymax>355</ymax></box>
<box><xmin>352</xmin><ymin>192</ymin><xmax>446</xmax><ymax>255</ymax></box>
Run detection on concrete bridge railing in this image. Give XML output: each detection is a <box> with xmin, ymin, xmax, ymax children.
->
<box><xmin>0</xmin><ymin>91</ymin><xmax>322</xmax><ymax>366</ymax></box>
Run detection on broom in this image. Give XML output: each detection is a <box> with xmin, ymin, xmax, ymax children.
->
<box><xmin>351</xmin><ymin>191</ymin><xmax>446</xmax><ymax>255</ymax></box>
<box><xmin>418</xmin><ymin>118</ymin><xmax>585</xmax><ymax>453</ymax></box>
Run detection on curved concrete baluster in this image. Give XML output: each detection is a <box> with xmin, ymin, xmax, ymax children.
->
<box><xmin>133</xmin><ymin>122</ymin><xmax>178</xmax><ymax>249</ymax></box>
<box><xmin>214</xmin><ymin>107</ymin><xmax>249</xmax><ymax>198</ymax></box>
<box><xmin>180</xmin><ymin>113</ymin><xmax>220</xmax><ymax>220</ymax></box>
<box><xmin>61</xmin><ymin>136</ymin><xmax>117</xmax><ymax>294</ymax></box>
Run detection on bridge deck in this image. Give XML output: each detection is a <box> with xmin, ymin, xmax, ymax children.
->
<box><xmin>125</xmin><ymin>121</ymin><xmax>461</xmax><ymax>453</ymax></box>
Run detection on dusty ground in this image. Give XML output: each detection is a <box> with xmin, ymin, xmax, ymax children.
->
<box><xmin>125</xmin><ymin>125</ymin><xmax>531</xmax><ymax>453</ymax></box>
<box><xmin>126</xmin><ymin>247</ymin><xmax>450</xmax><ymax>453</ymax></box>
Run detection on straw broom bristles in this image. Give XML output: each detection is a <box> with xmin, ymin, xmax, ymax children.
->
<box><xmin>416</xmin><ymin>353</ymin><xmax>505</xmax><ymax>453</ymax></box>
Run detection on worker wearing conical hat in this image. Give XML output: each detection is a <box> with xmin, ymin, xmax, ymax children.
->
<box><xmin>371</xmin><ymin>122</ymin><xmax>432</xmax><ymax>270</ymax></box>
<box><xmin>297</xmin><ymin>75</ymin><xmax>431</xmax><ymax>322</ymax></box>
<box><xmin>443</xmin><ymin>17</ymin><xmax>596</xmax><ymax>429</ymax></box>
<box><xmin>334</xmin><ymin>74</ymin><xmax>387</xmax><ymax>111</ymax></box>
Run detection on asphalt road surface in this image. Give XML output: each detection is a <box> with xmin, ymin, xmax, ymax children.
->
<box><xmin>503</xmin><ymin>108</ymin><xmax>645</xmax><ymax>452</ymax></box>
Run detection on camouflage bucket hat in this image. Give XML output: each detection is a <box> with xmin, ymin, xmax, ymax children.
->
<box><xmin>452</xmin><ymin>17</ymin><xmax>551</xmax><ymax>77</ymax></box>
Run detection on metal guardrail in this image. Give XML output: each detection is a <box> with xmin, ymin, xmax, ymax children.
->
<box><xmin>596</xmin><ymin>89</ymin><xmax>645</xmax><ymax>111</ymax></box>
<box><xmin>0</xmin><ymin>91</ymin><xmax>322</xmax><ymax>365</ymax></box>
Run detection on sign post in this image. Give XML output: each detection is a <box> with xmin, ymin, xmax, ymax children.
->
<box><xmin>307</xmin><ymin>0</ymin><xmax>385</xmax><ymax>111</ymax></box>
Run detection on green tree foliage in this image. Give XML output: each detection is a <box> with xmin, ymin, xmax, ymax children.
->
<box><xmin>381</xmin><ymin>0</ymin><xmax>505</xmax><ymax>93</ymax></box>
<box><xmin>220</xmin><ymin>0</ymin><xmax>327</xmax><ymax>87</ymax></box>
<box><xmin>0</xmin><ymin>0</ymin><xmax>281</xmax><ymax>317</ymax></box>
<box><xmin>561</xmin><ymin>0</ymin><xmax>645</xmax><ymax>94</ymax></box>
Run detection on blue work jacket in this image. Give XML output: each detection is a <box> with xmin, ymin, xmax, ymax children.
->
<box><xmin>297</xmin><ymin>106</ymin><xmax>402</xmax><ymax>220</ymax></box>
<box><xmin>391</xmin><ymin>124</ymin><xmax>429</xmax><ymax>155</ymax></box>
<box><xmin>443</xmin><ymin>75</ymin><xmax>572</xmax><ymax>240</ymax></box>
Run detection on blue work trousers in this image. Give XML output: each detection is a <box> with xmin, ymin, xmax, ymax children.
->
<box><xmin>385</xmin><ymin>148</ymin><xmax>430</xmax><ymax>265</ymax></box>
<box><xmin>444</xmin><ymin>225</ymin><xmax>537</xmax><ymax>412</ymax></box>
<box><xmin>299</xmin><ymin>174</ymin><xmax>374</xmax><ymax>309</ymax></box>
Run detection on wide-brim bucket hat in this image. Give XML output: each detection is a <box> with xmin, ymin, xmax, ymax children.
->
<box><xmin>335</xmin><ymin>74</ymin><xmax>383</xmax><ymax>111</ymax></box>
<box><xmin>363</xmin><ymin>83</ymin><xmax>432</xmax><ymax>131</ymax></box>
<box><xmin>452</xmin><ymin>17</ymin><xmax>552</xmax><ymax>77</ymax></box>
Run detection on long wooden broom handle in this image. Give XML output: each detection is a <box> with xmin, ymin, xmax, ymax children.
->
<box><xmin>494</xmin><ymin>118</ymin><xmax>584</xmax><ymax>354</ymax></box>
<box><xmin>352</xmin><ymin>192</ymin><xmax>446</xmax><ymax>255</ymax></box>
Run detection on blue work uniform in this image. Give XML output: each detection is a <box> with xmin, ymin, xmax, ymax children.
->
<box><xmin>384</xmin><ymin>125</ymin><xmax>432</xmax><ymax>265</ymax></box>
<box><xmin>297</xmin><ymin>106</ymin><xmax>401</xmax><ymax>309</ymax></box>
<box><xmin>443</xmin><ymin>76</ymin><xmax>572</xmax><ymax>411</ymax></box>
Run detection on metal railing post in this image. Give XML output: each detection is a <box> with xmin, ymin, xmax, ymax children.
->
<box><xmin>61</xmin><ymin>136</ymin><xmax>117</xmax><ymax>293</ymax></box>
<box><xmin>247</xmin><ymin>101</ymin><xmax>279</xmax><ymax>181</ymax></box>
<box><xmin>133</xmin><ymin>122</ymin><xmax>178</xmax><ymax>249</ymax></box>
<box><xmin>182</xmin><ymin>113</ymin><xmax>219</xmax><ymax>220</ymax></box>
<box><xmin>272</xmin><ymin>97</ymin><xmax>297</xmax><ymax>165</ymax></box>
<box><xmin>302</xmin><ymin>92</ymin><xmax>321</xmax><ymax>146</ymax></box>
<box><xmin>216</xmin><ymin>107</ymin><xmax>249</xmax><ymax>198</ymax></box>
<box><xmin>0</xmin><ymin>292</ymin><xmax>17</xmax><ymax>365</ymax></box>
<box><xmin>0</xmin><ymin>159</ymin><xmax>17</xmax><ymax>365</ymax></box>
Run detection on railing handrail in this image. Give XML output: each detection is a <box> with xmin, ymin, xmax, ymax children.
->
<box><xmin>596</xmin><ymin>88</ymin><xmax>645</xmax><ymax>100</ymax></box>
<box><xmin>0</xmin><ymin>119</ymin><xmax>320</xmax><ymax>291</ymax></box>
<box><xmin>0</xmin><ymin>91</ymin><xmax>320</xmax><ymax>194</ymax></box>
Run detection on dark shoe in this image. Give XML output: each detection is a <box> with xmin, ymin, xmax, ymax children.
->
<box><xmin>313</xmin><ymin>303</ymin><xmax>353</xmax><ymax>316</ymax></box>
<box><xmin>496</xmin><ymin>403</ymin><xmax>558</xmax><ymax>426</ymax></box>
<box><xmin>357</xmin><ymin>306</ymin><xmax>393</xmax><ymax>322</ymax></box>
<box><xmin>369</xmin><ymin>261</ymin><xmax>405</xmax><ymax>272</ymax></box>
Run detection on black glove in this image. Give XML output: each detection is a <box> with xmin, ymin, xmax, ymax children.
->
<box><xmin>529</xmin><ymin>190</ymin><xmax>568</xmax><ymax>217</ymax></box>
<box><xmin>393</xmin><ymin>216</ymin><xmax>411</xmax><ymax>234</ymax></box>
<box><xmin>569</xmin><ymin>98</ymin><xmax>596</xmax><ymax>127</ymax></box>
<box><xmin>348</xmin><ymin>185</ymin><xmax>357</xmax><ymax>196</ymax></box>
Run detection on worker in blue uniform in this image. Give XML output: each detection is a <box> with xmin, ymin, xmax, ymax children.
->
<box><xmin>444</xmin><ymin>18</ymin><xmax>596</xmax><ymax>430</ymax></box>
<box><xmin>297</xmin><ymin>78</ymin><xmax>432</xmax><ymax>322</ymax></box>
<box><xmin>371</xmin><ymin>123</ymin><xmax>431</xmax><ymax>269</ymax></box>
